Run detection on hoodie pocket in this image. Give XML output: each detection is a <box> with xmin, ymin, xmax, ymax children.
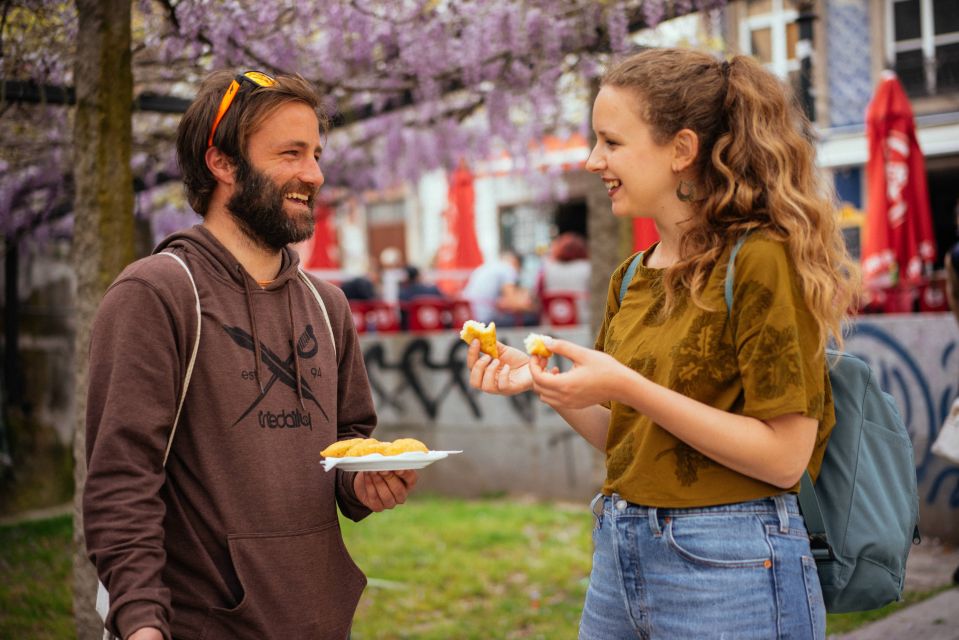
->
<box><xmin>199</xmin><ymin>521</ymin><xmax>366</xmax><ymax>640</ymax></box>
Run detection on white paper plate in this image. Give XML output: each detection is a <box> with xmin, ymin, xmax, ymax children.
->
<box><xmin>321</xmin><ymin>450</ymin><xmax>462</xmax><ymax>472</ymax></box>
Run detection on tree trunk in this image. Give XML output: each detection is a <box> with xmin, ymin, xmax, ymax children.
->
<box><xmin>71</xmin><ymin>1</ymin><xmax>134</xmax><ymax>638</ymax></box>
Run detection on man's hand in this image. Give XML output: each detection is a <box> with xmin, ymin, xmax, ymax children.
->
<box><xmin>128</xmin><ymin>627</ymin><xmax>164</xmax><ymax>640</ymax></box>
<box><xmin>354</xmin><ymin>470</ymin><xmax>418</xmax><ymax>512</ymax></box>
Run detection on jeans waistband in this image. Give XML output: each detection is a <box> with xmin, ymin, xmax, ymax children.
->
<box><xmin>591</xmin><ymin>492</ymin><xmax>798</xmax><ymax>534</ymax></box>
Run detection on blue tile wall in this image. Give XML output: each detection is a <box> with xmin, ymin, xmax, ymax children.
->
<box><xmin>825</xmin><ymin>0</ymin><xmax>874</xmax><ymax>127</ymax></box>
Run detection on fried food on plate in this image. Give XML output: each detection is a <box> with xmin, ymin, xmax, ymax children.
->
<box><xmin>320</xmin><ymin>437</ymin><xmax>366</xmax><ymax>458</ymax></box>
<box><xmin>322</xmin><ymin>437</ymin><xmax>433</xmax><ymax>458</ymax></box>
<box><xmin>524</xmin><ymin>333</ymin><xmax>553</xmax><ymax>358</ymax></box>
<box><xmin>383</xmin><ymin>438</ymin><xmax>429</xmax><ymax>456</ymax></box>
<box><xmin>343</xmin><ymin>439</ymin><xmax>390</xmax><ymax>457</ymax></box>
<box><xmin>460</xmin><ymin>320</ymin><xmax>498</xmax><ymax>357</ymax></box>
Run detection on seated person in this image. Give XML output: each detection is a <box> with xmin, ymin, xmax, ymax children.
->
<box><xmin>462</xmin><ymin>251</ymin><xmax>537</xmax><ymax>327</ymax></box>
<box><xmin>399</xmin><ymin>265</ymin><xmax>445</xmax><ymax>330</ymax></box>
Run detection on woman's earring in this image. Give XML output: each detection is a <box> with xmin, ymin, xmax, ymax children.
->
<box><xmin>676</xmin><ymin>179</ymin><xmax>697</xmax><ymax>202</ymax></box>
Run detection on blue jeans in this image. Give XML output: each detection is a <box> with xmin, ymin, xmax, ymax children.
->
<box><xmin>579</xmin><ymin>493</ymin><xmax>825</xmax><ymax>639</ymax></box>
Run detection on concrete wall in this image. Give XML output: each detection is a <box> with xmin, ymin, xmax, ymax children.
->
<box><xmin>364</xmin><ymin>314</ymin><xmax>959</xmax><ymax>542</ymax></box>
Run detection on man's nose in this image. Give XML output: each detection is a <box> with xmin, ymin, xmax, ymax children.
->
<box><xmin>302</xmin><ymin>159</ymin><xmax>324</xmax><ymax>188</ymax></box>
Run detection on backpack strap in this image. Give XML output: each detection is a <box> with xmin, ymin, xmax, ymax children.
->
<box><xmin>618</xmin><ymin>252</ymin><xmax>644</xmax><ymax>305</ymax></box>
<box><xmin>155</xmin><ymin>252</ymin><xmax>202</xmax><ymax>466</ymax></box>
<box><xmin>298</xmin><ymin>269</ymin><xmax>337</xmax><ymax>361</ymax></box>
<box><xmin>97</xmin><ymin>251</ymin><xmax>202</xmax><ymax>631</ymax></box>
<box><xmin>722</xmin><ymin>233</ymin><xmax>832</xmax><ymax>558</ymax></box>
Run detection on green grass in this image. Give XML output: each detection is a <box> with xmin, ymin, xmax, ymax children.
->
<box><xmin>343</xmin><ymin>495</ymin><xmax>591</xmax><ymax>640</ymax></box>
<box><xmin>0</xmin><ymin>514</ymin><xmax>75</xmax><ymax>639</ymax></box>
<box><xmin>0</xmin><ymin>496</ymin><xmax>950</xmax><ymax>639</ymax></box>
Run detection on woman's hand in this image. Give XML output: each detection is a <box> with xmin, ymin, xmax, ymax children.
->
<box><xmin>529</xmin><ymin>338</ymin><xmax>630</xmax><ymax>409</ymax></box>
<box><xmin>466</xmin><ymin>339</ymin><xmax>533</xmax><ymax>396</ymax></box>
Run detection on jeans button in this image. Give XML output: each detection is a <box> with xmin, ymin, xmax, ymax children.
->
<box><xmin>615</xmin><ymin>500</ymin><xmax>627</xmax><ymax>511</ymax></box>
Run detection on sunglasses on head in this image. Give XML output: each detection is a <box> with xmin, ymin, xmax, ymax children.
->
<box><xmin>207</xmin><ymin>70</ymin><xmax>277</xmax><ymax>148</ymax></box>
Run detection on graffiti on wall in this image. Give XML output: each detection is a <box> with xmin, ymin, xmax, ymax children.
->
<box><xmin>363</xmin><ymin>337</ymin><xmax>538</xmax><ymax>424</ymax></box>
<box><xmin>847</xmin><ymin>321</ymin><xmax>959</xmax><ymax>508</ymax></box>
<box><xmin>360</xmin><ymin>317</ymin><xmax>959</xmax><ymax>511</ymax></box>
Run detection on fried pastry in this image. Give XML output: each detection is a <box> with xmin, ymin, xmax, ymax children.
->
<box><xmin>383</xmin><ymin>438</ymin><xmax>429</xmax><ymax>456</ymax></box>
<box><xmin>524</xmin><ymin>333</ymin><xmax>553</xmax><ymax>358</ymax></box>
<box><xmin>460</xmin><ymin>320</ymin><xmax>498</xmax><ymax>357</ymax></box>
<box><xmin>320</xmin><ymin>437</ymin><xmax>366</xmax><ymax>458</ymax></box>
<box><xmin>343</xmin><ymin>439</ymin><xmax>390</xmax><ymax>457</ymax></box>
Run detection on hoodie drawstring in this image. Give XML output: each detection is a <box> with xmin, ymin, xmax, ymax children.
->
<box><xmin>287</xmin><ymin>282</ymin><xmax>305</xmax><ymax>409</ymax></box>
<box><xmin>240</xmin><ymin>266</ymin><xmax>265</xmax><ymax>394</ymax></box>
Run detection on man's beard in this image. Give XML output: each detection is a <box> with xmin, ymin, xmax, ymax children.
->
<box><xmin>227</xmin><ymin>156</ymin><xmax>317</xmax><ymax>251</ymax></box>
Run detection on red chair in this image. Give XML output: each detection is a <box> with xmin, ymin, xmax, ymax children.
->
<box><xmin>919</xmin><ymin>276</ymin><xmax>949</xmax><ymax>312</ymax></box>
<box><xmin>541</xmin><ymin>292</ymin><xmax>579</xmax><ymax>326</ymax></box>
<box><xmin>407</xmin><ymin>298</ymin><xmax>447</xmax><ymax>332</ymax></box>
<box><xmin>349</xmin><ymin>301</ymin><xmax>400</xmax><ymax>333</ymax></box>
<box><xmin>448</xmin><ymin>299</ymin><xmax>473</xmax><ymax>329</ymax></box>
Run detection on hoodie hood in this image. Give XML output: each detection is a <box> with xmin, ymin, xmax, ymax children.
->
<box><xmin>154</xmin><ymin>224</ymin><xmax>308</xmax><ymax>403</ymax></box>
<box><xmin>153</xmin><ymin>224</ymin><xmax>301</xmax><ymax>290</ymax></box>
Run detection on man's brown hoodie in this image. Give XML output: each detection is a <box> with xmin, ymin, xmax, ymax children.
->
<box><xmin>84</xmin><ymin>226</ymin><xmax>374</xmax><ymax>639</ymax></box>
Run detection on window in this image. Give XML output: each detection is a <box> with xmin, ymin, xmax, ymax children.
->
<box><xmin>886</xmin><ymin>0</ymin><xmax>959</xmax><ymax>96</ymax></box>
<box><xmin>740</xmin><ymin>0</ymin><xmax>801</xmax><ymax>88</ymax></box>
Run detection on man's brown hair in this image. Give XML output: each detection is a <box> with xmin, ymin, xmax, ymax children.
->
<box><xmin>176</xmin><ymin>71</ymin><xmax>329</xmax><ymax>216</ymax></box>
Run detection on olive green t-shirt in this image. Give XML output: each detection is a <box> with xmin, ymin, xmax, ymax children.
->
<box><xmin>595</xmin><ymin>233</ymin><xmax>835</xmax><ymax>507</ymax></box>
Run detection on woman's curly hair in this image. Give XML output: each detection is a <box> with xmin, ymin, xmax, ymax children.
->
<box><xmin>603</xmin><ymin>48</ymin><xmax>860</xmax><ymax>350</ymax></box>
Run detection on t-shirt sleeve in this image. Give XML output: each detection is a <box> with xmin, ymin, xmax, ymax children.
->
<box><xmin>731</xmin><ymin>238</ymin><xmax>827</xmax><ymax>423</ymax></box>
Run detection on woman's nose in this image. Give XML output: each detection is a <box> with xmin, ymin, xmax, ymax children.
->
<box><xmin>585</xmin><ymin>145</ymin><xmax>603</xmax><ymax>173</ymax></box>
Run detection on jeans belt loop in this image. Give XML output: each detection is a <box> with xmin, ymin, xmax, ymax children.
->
<box><xmin>773</xmin><ymin>494</ymin><xmax>790</xmax><ymax>533</ymax></box>
<box><xmin>648</xmin><ymin>506</ymin><xmax>661</xmax><ymax>536</ymax></box>
<box><xmin>590</xmin><ymin>492</ymin><xmax>605</xmax><ymax>526</ymax></box>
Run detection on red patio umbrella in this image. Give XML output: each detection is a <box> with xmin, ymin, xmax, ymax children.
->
<box><xmin>632</xmin><ymin>217</ymin><xmax>659</xmax><ymax>253</ymax></box>
<box><xmin>304</xmin><ymin>202</ymin><xmax>340</xmax><ymax>269</ymax></box>
<box><xmin>861</xmin><ymin>71</ymin><xmax>936</xmax><ymax>291</ymax></box>
<box><xmin>435</xmin><ymin>161</ymin><xmax>483</xmax><ymax>294</ymax></box>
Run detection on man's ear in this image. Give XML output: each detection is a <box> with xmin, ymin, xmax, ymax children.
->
<box><xmin>671</xmin><ymin>128</ymin><xmax>700</xmax><ymax>174</ymax></box>
<box><xmin>205</xmin><ymin>146</ymin><xmax>237</xmax><ymax>186</ymax></box>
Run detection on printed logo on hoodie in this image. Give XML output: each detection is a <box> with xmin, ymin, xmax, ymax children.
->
<box><xmin>223</xmin><ymin>323</ymin><xmax>329</xmax><ymax>428</ymax></box>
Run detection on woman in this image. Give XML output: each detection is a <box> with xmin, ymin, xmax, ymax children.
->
<box><xmin>466</xmin><ymin>48</ymin><xmax>859</xmax><ymax>639</ymax></box>
<box><xmin>537</xmin><ymin>232</ymin><xmax>591</xmax><ymax>324</ymax></box>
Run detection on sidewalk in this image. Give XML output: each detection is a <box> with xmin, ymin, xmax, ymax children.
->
<box><xmin>829</xmin><ymin>538</ymin><xmax>959</xmax><ymax>639</ymax></box>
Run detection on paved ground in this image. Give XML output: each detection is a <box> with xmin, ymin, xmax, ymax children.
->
<box><xmin>829</xmin><ymin>538</ymin><xmax>959</xmax><ymax>639</ymax></box>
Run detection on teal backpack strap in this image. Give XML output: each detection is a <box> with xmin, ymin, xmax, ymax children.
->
<box><xmin>723</xmin><ymin>233</ymin><xmax>751</xmax><ymax>322</ymax></box>
<box><xmin>722</xmin><ymin>232</ymin><xmax>831</xmax><ymax>557</ymax></box>
<box><xmin>618</xmin><ymin>252</ymin><xmax>644</xmax><ymax>305</ymax></box>
<box><xmin>799</xmin><ymin>472</ymin><xmax>831</xmax><ymax>559</ymax></box>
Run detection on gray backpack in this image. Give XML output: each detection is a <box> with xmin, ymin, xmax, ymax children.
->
<box><xmin>618</xmin><ymin>235</ymin><xmax>921</xmax><ymax>613</ymax></box>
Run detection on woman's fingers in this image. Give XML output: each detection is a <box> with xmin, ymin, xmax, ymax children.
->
<box><xmin>468</xmin><ymin>353</ymin><xmax>492</xmax><ymax>388</ymax></box>
<box><xmin>466</xmin><ymin>339</ymin><xmax>481</xmax><ymax>368</ymax></box>
<box><xmin>481</xmin><ymin>357</ymin><xmax>502</xmax><ymax>391</ymax></box>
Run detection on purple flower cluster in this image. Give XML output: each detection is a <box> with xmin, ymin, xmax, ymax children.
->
<box><xmin>2</xmin><ymin>0</ymin><xmax>727</xmax><ymax>242</ymax></box>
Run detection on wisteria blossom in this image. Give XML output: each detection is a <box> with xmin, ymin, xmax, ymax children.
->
<box><xmin>1</xmin><ymin>0</ymin><xmax>727</xmax><ymax>246</ymax></box>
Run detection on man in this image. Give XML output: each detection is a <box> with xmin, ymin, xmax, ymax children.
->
<box><xmin>461</xmin><ymin>251</ymin><xmax>536</xmax><ymax>327</ymax></box>
<box><xmin>83</xmin><ymin>70</ymin><xmax>417</xmax><ymax>640</ymax></box>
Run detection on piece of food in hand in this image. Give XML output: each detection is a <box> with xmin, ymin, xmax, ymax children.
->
<box><xmin>460</xmin><ymin>320</ymin><xmax>498</xmax><ymax>357</ymax></box>
<box><xmin>343</xmin><ymin>439</ymin><xmax>390</xmax><ymax>457</ymax></box>
<box><xmin>320</xmin><ymin>437</ymin><xmax>367</xmax><ymax>458</ymax></box>
<box><xmin>524</xmin><ymin>333</ymin><xmax>553</xmax><ymax>358</ymax></box>
<box><xmin>383</xmin><ymin>438</ymin><xmax>430</xmax><ymax>456</ymax></box>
